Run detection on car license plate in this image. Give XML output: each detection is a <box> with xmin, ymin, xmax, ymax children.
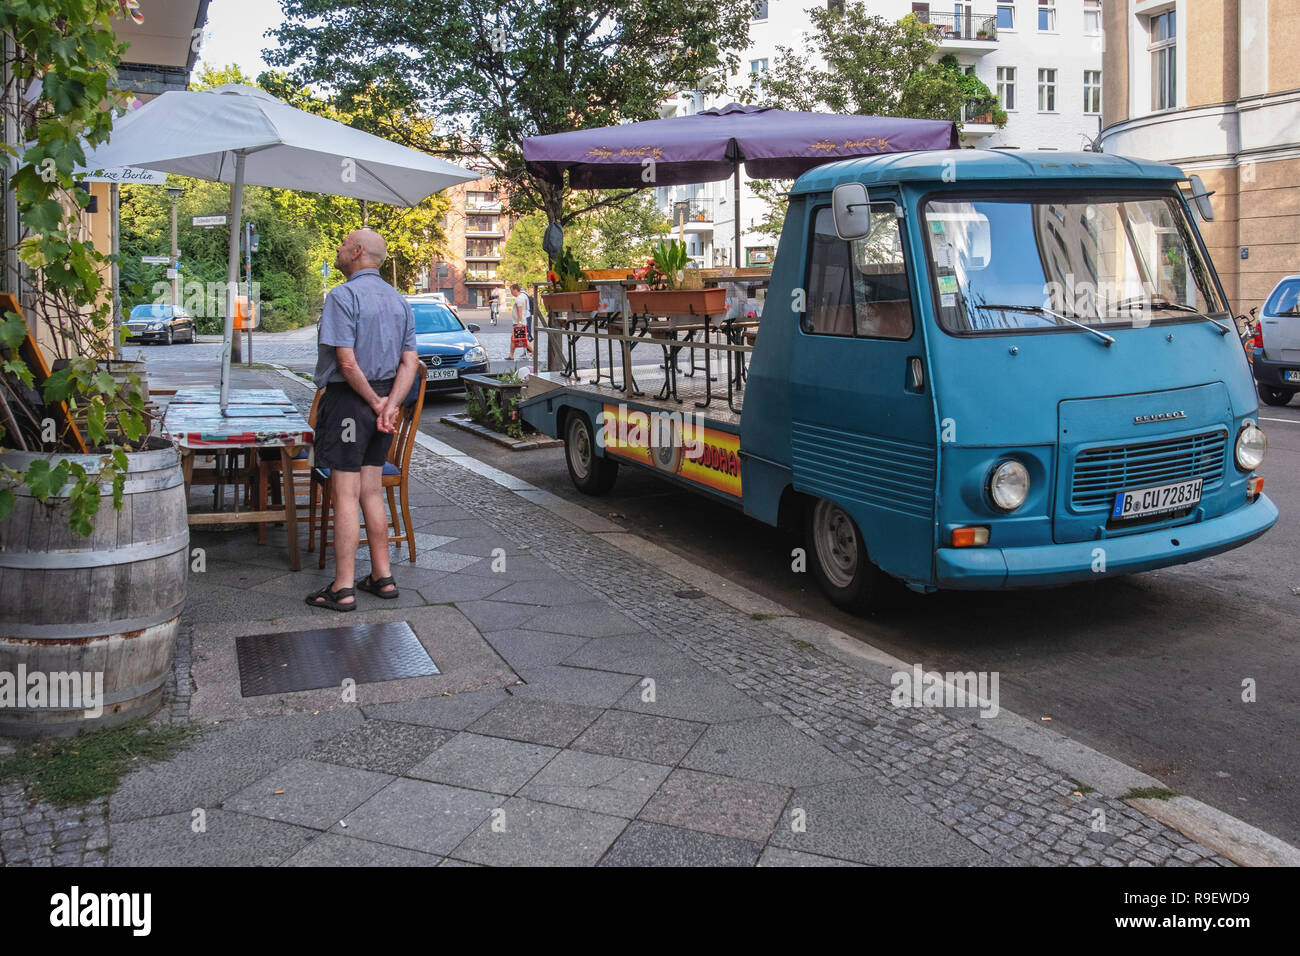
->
<box><xmin>1284</xmin><ymin>370</ymin><xmax>1300</xmax><ymax>383</ymax></box>
<box><xmin>425</xmin><ymin>367</ymin><xmax>458</xmax><ymax>381</ymax></box>
<box><xmin>1112</xmin><ymin>478</ymin><xmax>1202</xmax><ymax>520</ymax></box>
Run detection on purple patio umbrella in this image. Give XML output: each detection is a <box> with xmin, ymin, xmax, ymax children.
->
<box><xmin>523</xmin><ymin>103</ymin><xmax>958</xmax><ymax>264</ymax></box>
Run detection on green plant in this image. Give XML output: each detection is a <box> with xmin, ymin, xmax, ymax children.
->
<box><xmin>0</xmin><ymin>2</ymin><xmax>160</xmax><ymax>533</ymax></box>
<box><xmin>0</xmin><ymin>718</ymin><xmax>196</xmax><ymax>806</ymax></box>
<box><xmin>647</xmin><ymin>238</ymin><xmax>690</xmax><ymax>290</ymax></box>
<box><xmin>546</xmin><ymin>246</ymin><xmax>588</xmax><ymax>293</ymax></box>
<box><xmin>465</xmin><ymin>388</ymin><xmax>487</xmax><ymax>424</ymax></box>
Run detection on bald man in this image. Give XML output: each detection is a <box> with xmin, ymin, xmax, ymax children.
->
<box><xmin>307</xmin><ymin>228</ymin><xmax>421</xmax><ymax>611</ymax></box>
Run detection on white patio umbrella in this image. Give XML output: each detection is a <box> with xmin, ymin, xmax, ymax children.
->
<box><xmin>78</xmin><ymin>84</ymin><xmax>477</xmax><ymax>413</ymax></box>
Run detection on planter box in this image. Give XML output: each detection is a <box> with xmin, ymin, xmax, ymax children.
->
<box><xmin>542</xmin><ymin>289</ymin><xmax>600</xmax><ymax>314</ymax></box>
<box><xmin>462</xmin><ymin>372</ymin><xmax>529</xmax><ymax>437</ymax></box>
<box><xmin>627</xmin><ymin>287</ymin><xmax>727</xmax><ymax>317</ymax></box>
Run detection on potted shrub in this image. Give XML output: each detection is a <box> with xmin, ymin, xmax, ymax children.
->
<box><xmin>541</xmin><ymin>247</ymin><xmax>600</xmax><ymax>313</ymax></box>
<box><xmin>626</xmin><ymin>238</ymin><xmax>726</xmax><ymax>316</ymax></box>
<box><xmin>0</xmin><ymin>3</ymin><xmax>188</xmax><ymax>735</ymax></box>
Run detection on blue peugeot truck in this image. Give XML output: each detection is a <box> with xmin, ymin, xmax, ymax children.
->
<box><xmin>519</xmin><ymin>150</ymin><xmax>1277</xmax><ymax>613</ymax></box>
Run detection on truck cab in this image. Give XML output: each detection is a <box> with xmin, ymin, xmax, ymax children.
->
<box><xmin>741</xmin><ymin>150</ymin><xmax>1275</xmax><ymax>610</ymax></box>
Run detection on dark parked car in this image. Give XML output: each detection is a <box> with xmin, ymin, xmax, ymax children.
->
<box><xmin>406</xmin><ymin>297</ymin><xmax>487</xmax><ymax>392</ymax></box>
<box><xmin>124</xmin><ymin>304</ymin><xmax>196</xmax><ymax>345</ymax></box>
<box><xmin>1249</xmin><ymin>274</ymin><xmax>1300</xmax><ymax>406</ymax></box>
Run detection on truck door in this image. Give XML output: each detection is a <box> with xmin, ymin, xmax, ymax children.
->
<box><xmin>789</xmin><ymin>201</ymin><xmax>937</xmax><ymax>585</ymax></box>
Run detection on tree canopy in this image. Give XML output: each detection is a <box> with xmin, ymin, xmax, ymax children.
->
<box><xmin>267</xmin><ymin>0</ymin><xmax>755</xmax><ymax>235</ymax></box>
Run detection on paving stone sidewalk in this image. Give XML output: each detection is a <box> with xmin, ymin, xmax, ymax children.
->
<box><xmin>0</xmin><ymin>370</ymin><xmax>1231</xmax><ymax>867</ymax></box>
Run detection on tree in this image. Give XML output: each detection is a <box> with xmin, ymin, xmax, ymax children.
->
<box><xmin>500</xmin><ymin>191</ymin><xmax>671</xmax><ymax>289</ymax></box>
<box><xmin>751</xmin><ymin>5</ymin><xmax>991</xmax><ymax>123</ymax></box>
<box><xmin>742</xmin><ymin>4</ymin><xmax>1006</xmax><ymax>241</ymax></box>
<box><xmin>268</xmin><ymin>0</ymin><xmax>756</xmax><ymax>238</ymax></box>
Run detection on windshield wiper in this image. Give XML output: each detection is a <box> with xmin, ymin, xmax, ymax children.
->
<box><xmin>978</xmin><ymin>304</ymin><xmax>1116</xmax><ymax>347</ymax></box>
<box><xmin>1113</xmin><ymin>296</ymin><xmax>1232</xmax><ymax>334</ymax></box>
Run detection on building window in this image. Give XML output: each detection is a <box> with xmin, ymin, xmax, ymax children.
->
<box><xmin>1084</xmin><ymin>0</ymin><xmax>1102</xmax><ymax>35</ymax></box>
<box><xmin>749</xmin><ymin>58</ymin><xmax>768</xmax><ymax>76</ymax></box>
<box><xmin>827</xmin><ymin>0</ymin><xmax>845</xmax><ymax>12</ymax></box>
<box><xmin>1038</xmin><ymin>69</ymin><xmax>1057</xmax><ymax>111</ymax></box>
<box><xmin>997</xmin><ymin>3</ymin><xmax>1015</xmax><ymax>29</ymax></box>
<box><xmin>1149</xmin><ymin>10</ymin><xmax>1176</xmax><ymax>111</ymax></box>
<box><xmin>753</xmin><ymin>0</ymin><xmax>768</xmax><ymax>20</ymax></box>
<box><xmin>436</xmin><ymin>262</ymin><xmax>449</xmax><ymax>278</ymax></box>
<box><xmin>1083</xmin><ymin>70</ymin><xmax>1102</xmax><ymax>114</ymax></box>
<box><xmin>1038</xmin><ymin>0</ymin><xmax>1055</xmax><ymax>31</ymax></box>
<box><xmin>997</xmin><ymin>66</ymin><xmax>1016</xmax><ymax>110</ymax></box>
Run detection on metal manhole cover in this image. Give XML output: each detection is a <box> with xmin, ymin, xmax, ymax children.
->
<box><xmin>235</xmin><ymin>621</ymin><xmax>438</xmax><ymax>698</ymax></box>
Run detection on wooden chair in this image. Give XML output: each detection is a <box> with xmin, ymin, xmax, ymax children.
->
<box><xmin>310</xmin><ymin>382</ymin><xmax>425</xmax><ymax>565</ymax></box>
<box><xmin>253</xmin><ymin>387</ymin><xmax>324</xmax><ymax>544</ymax></box>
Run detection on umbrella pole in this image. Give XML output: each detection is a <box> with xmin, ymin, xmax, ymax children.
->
<box><xmin>220</xmin><ymin>151</ymin><xmax>246</xmax><ymax>415</ymax></box>
<box><xmin>733</xmin><ymin>163</ymin><xmax>741</xmax><ymax>268</ymax></box>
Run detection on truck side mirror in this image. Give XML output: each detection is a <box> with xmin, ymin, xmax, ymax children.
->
<box><xmin>832</xmin><ymin>183</ymin><xmax>873</xmax><ymax>241</ymax></box>
<box><xmin>1187</xmin><ymin>174</ymin><xmax>1215</xmax><ymax>222</ymax></box>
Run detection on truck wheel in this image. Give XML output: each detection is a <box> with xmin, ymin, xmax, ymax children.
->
<box><xmin>1258</xmin><ymin>385</ymin><xmax>1294</xmax><ymax>407</ymax></box>
<box><xmin>565</xmin><ymin>412</ymin><xmax>618</xmax><ymax>495</ymax></box>
<box><xmin>805</xmin><ymin>498</ymin><xmax>887</xmax><ymax>614</ymax></box>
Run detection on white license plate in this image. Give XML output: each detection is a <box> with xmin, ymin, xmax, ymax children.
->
<box><xmin>425</xmin><ymin>367</ymin><xmax>458</xmax><ymax>381</ymax></box>
<box><xmin>1284</xmin><ymin>370</ymin><xmax>1300</xmax><ymax>383</ymax></box>
<box><xmin>1112</xmin><ymin>478</ymin><xmax>1202</xmax><ymax>520</ymax></box>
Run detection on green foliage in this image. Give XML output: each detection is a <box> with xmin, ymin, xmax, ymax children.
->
<box><xmin>647</xmin><ymin>238</ymin><xmax>690</xmax><ymax>289</ymax></box>
<box><xmin>548</xmin><ymin>247</ymin><xmax>588</xmax><ymax>292</ymax></box>
<box><xmin>269</xmin><ymin>0</ymin><xmax>756</xmax><ymax>232</ymax></box>
<box><xmin>0</xmin><ymin>1</ymin><xmax>164</xmax><ymax>537</ymax></box>
<box><xmin>0</xmin><ymin>718</ymin><xmax>196</xmax><ymax>806</ymax></box>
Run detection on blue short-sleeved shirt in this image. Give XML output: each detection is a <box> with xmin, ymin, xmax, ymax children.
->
<box><xmin>314</xmin><ymin>268</ymin><xmax>416</xmax><ymax>388</ymax></box>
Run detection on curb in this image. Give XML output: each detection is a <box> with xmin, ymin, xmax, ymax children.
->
<box><xmin>267</xmin><ymin>363</ymin><xmax>1299</xmax><ymax>866</ymax></box>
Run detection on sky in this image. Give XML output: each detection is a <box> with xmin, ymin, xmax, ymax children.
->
<box><xmin>192</xmin><ymin>0</ymin><xmax>288</xmax><ymax>80</ymax></box>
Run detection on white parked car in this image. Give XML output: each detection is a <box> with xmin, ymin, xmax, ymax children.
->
<box><xmin>1249</xmin><ymin>274</ymin><xmax>1300</xmax><ymax>406</ymax></box>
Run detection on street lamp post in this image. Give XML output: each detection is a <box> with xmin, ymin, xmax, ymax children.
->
<box><xmin>166</xmin><ymin>186</ymin><xmax>183</xmax><ymax>309</ymax></box>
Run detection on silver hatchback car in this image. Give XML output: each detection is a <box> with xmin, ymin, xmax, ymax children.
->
<box><xmin>1250</xmin><ymin>275</ymin><xmax>1300</xmax><ymax>406</ymax></box>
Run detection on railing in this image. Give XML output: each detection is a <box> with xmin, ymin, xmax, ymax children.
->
<box><xmin>916</xmin><ymin>11</ymin><xmax>998</xmax><ymax>41</ymax></box>
<box><xmin>671</xmin><ymin>201</ymin><xmax>713</xmax><ymax>224</ymax></box>
<box><xmin>961</xmin><ymin>98</ymin><xmax>996</xmax><ymax>124</ymax></box>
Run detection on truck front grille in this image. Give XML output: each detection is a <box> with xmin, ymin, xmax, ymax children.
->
<box><xmin>1070</xmin><ymin>431</ymin><xmax>1226</xmax><ymax>509</ymax></box>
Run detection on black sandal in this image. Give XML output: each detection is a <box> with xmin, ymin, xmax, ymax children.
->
<box><xmin>356</xmin><ymin>574</ymin><xmax>399</xmax><ymax>599</ymax></box>
<box><xmin>305</xmin><ymin>584</ymin><xmax>356</xmax><ymax>611</ymax></box>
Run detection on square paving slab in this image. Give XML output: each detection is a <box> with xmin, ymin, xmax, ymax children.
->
<box><xmin>236</xmin><ymin>621</ymin><xmax>439</xmax><ymax>697</ymax></box>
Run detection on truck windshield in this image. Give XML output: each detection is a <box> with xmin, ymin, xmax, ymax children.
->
<box><xmin>924</xmin><ymin>195</ymin><xmax>1227</xmax><ymax>334</ymax></box>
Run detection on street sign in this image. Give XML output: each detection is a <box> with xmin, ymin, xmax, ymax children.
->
<box><xmin>165</xmin><ymin>268</ymin><xmax>178</xmax><ymax>279</ymax></box>
<box><xmin>141</xmin><ymin>255</ymin><xmax>170</xmax><ymax>264</ymax></box>
<box><xmin>321</xmin><ymin>260</ymin><xmax>329</xmax><ymax>279</ymax></box>
<box><xmin>192</xmin><ymin>215</ymin><xmax>227</xmax><ymax>227</ymax></box>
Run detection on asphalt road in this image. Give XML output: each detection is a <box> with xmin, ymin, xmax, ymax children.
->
<box><xmin>141</xmin><ymin>326</ymin><xmax>1300</xmax><ymax>845</ymax></box>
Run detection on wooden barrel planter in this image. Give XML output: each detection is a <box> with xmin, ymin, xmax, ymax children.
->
<box><xmin>0</xmin><ymin>439</ymin><xmax>187</xmax><ymax>737</ymax></box>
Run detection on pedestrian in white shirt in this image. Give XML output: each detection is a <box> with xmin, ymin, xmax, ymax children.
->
<box><xmin>508</xmin><ymin>282</ymin><xmax>534</xmax><ymax>362</ymax></box>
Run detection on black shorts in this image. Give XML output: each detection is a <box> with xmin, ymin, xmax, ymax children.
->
<box><xmin>314</xmin><ymin>380</ymin><xmax>394</xmax><ymax>472</ymax></box>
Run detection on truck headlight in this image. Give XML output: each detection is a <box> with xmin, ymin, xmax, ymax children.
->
<box><xmin>464</xmin><ymin>346</ymin><xmax>487</xmax><ymax>365</ymax></box>
<box><xmin>988</xmin><ymin>460</ymin><xmax>1030</xmax><ymax>512</ymax></box>
<box><xmin>1235</xmin><ymin>422</ymin><xmax>1267</xmax><ymax>471</ymax></box>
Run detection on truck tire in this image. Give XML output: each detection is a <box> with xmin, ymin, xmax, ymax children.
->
<box><xmin>565</xmin><ymin>411</ymin><xmax>618</xmax><ymax>495</ymax></box>
<box><xmin>1257</xmin><ymin>385</ymin><xmax>1294</xmax><ymax>407</ymax></box>
<box><xmin>804</xmin><ymin>497</ymin><xmax>887</xmax><ymax>614</ymax></box>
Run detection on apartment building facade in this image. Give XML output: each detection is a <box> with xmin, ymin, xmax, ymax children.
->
<box><xmin>422</xmin><ymin>173</ymin><xmax>513</xmax><ymax>310</ymax></box>
<box><xmin>659</xmin><ymin>0</ymin><xmax>1104</xmax><ymax>268</ymax></box>
<box><xmin>1098</xmin><ymin>0</ymin><xmax>1300</xmax><ymax>314</ymax></box>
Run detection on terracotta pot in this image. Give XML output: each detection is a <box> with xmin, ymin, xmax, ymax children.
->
<box><xmin>627</xmin><ymin>287</ymin><xmax>727</xmax><ymax>317</ymax></box>
<box><xmin>542</xmin><ymin>290</ymin><xmax>600</xmax><ymax>313</ymax></box>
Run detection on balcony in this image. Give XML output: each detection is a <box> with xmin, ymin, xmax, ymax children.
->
<box><xmin>465</xmin><ymin>199</ymin><xmax>503</xmax><ymax>213</ymax></box>
<box><xmin>464</xmin><ymin>275</ymin><xmax>501</xmax><ymax>285</ymax></box>
<box><xmin>464</xmin><ymin>254</ymin><xmax>502</xmax><ymax>262</ymax></box>
<box><xmin>464</xmin><ymin>229</ymin><xmax>504</xmax><ymax>238</ymax></box>
<box><xmin>670</xmin><ymin>200</ymin><xmax>715</xmax><ymax>233</ymax></box>
<box><xmin>917</xmin><ymin>11</ymin><xmax>999</xmax><ymax>54</ymax></box>
<box><xmin>959</xmin><ymin>99</ymin><xmax>998</xmax><ymax>137</ymax></box>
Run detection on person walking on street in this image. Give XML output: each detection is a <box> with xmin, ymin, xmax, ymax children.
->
<box><xmin>489</xmin><ymin>294</ymin><xmax>499</xmax><ymax>326</ymax></box>
<box><xmin>508</xmin><ymin>282</ymin><xmax>534</xmax><ymax>362</ymax></box>
<box><xmin>306</xmin><ymin>228</ymin><xmax>422</xmax><ymax>611</ymax></box>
